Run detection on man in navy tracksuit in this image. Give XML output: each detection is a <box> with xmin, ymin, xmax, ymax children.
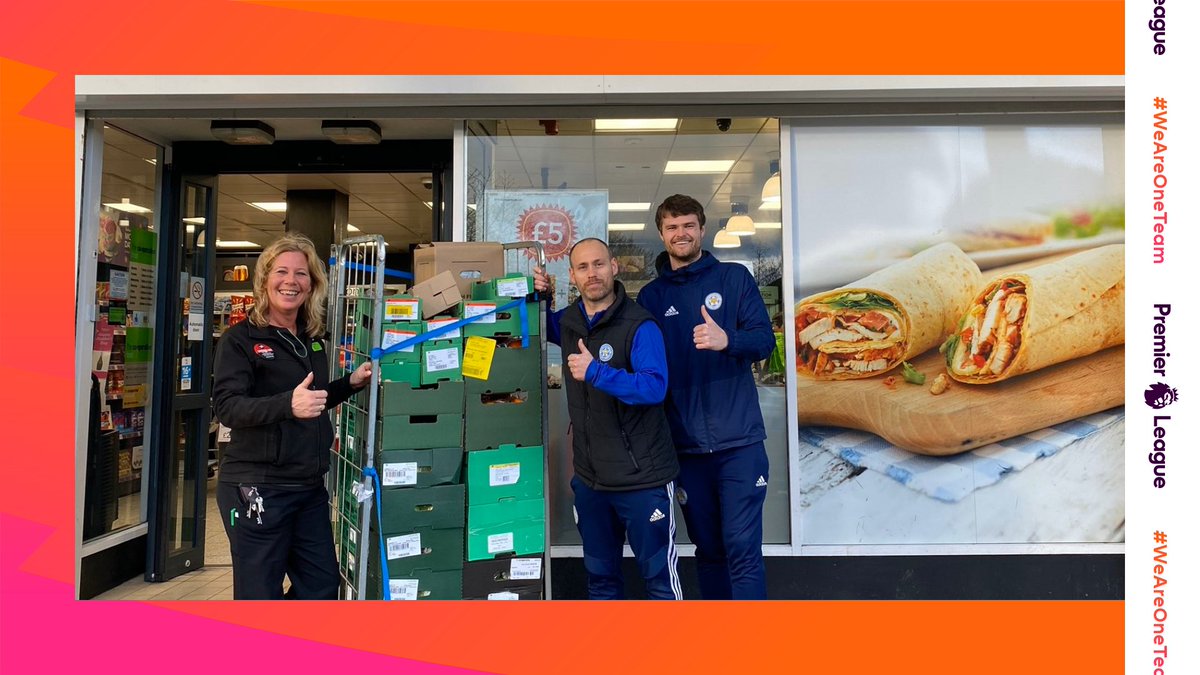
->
<box><xmin>637</xmin><ymin>194</ymin><xmax>775</xmax><ymax>600</ymax></box>
<box><xmin>544</xmin><ymin>238</ymin><xmax>682</xmax><ymax>600</ymax></box>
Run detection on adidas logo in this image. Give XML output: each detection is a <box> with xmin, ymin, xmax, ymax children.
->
<box><xmin>755</xmin><ymin>476</ymin><xmax>767</xmax><ymax>487</ymax></box>
<box><xmin>664</xmin><ymin>306</ymin><xmax>679</xmax><ymax>317</ymax></box>
<box><xmin>649</xmin><ymin>508</ymin><xmax>666</xmax><ymax>523</ymax></box>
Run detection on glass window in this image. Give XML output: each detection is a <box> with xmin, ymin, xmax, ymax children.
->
<box><xmin>466</xmin><ymin>118</ymin><xmax>790</xmax><ymax>546</ymax></box>
<box><xmin>84</xmin><ymin>126</ymin><xmax>160</xmax><ymax>540</ymax></box>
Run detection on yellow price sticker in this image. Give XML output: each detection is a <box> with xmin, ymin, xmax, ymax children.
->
<box><xmin>462</xmin><ymin>336</ymin><xmax>498</xmax><ymax>380</ymax></box>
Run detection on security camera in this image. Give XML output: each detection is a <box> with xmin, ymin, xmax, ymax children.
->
<box><xmin>420</xmin><ymin>177</ymin><xmax>433</xmax><ymax>190</ymax></box>
<box><xmin>716</xmin><ymin>118</ymin><xmax>732</xmax><ymax>132</ymax></box>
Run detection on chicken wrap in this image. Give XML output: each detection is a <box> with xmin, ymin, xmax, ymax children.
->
<box><xmin>795</xmin><ymin>242</ymin><xmax>982</xmax><ymax>379</ymax></box>
<box><xmin>942</xmin><ymin>244</ymin><xmax>1124</xmax><ymax>383</ymax></box>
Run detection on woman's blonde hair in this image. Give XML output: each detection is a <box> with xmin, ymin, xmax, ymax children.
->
<box><xmin>249</xmin><ymin>233</ymin><xmax>328</xmax><ymax>337</ymax></box>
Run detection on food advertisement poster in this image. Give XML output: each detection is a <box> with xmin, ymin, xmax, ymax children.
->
<box><xmin>481</xmin><ymin>189</ymin><xmax>608</xmax><ymax>310</ymax></box>
<box><xmin>790</xmin><ymin>122</ymin><xmax>1127</xmax><ymax>545</ymax></box>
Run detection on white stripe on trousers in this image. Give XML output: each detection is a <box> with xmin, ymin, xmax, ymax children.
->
<box><xmin>665</xmin><ymin>480</ymin><xmax>683</xmax><ymax>600</ymax></box>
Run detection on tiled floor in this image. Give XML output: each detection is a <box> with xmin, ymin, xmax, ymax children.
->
<box><xmin>94</xmin><ymin>477</ymin><xmax>234</xmax><ymax>600</ymax></box>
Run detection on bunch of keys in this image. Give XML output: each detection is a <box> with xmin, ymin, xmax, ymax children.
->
<box><xmin>242</xmin><ymin>486</ymin><xmax>266</xmax><ymax>525</ymax></box>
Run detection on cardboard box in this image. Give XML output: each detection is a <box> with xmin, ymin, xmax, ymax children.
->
<box><xmin>369</xmin><ymin>525</ymin><xmax>466</xmax><ymax>573</ymax></box>
<box><xmin>464</xmin><ymin>340</ymin><xmax>541</xmax><ymax>395</ymax></box>
<box><xmin>366</xmin><ymin>568</ymin><xmax>464</xmax><ymax>601</ymax></box>
<box><xmin>378</xmin><ymin>321</ymin><xmax>424</xmax><ymax>363</ymax></box>
<box><xmin>376</xmin><ymin>447</ymin><xmax>464</xmax><ymax>488</ymax></box>
<box><xmin>466</xmin><ymin>498</ymin><xmax>545</xmax><ymax>561</ymax></box>
<box><xmin>421</xmin><ymin>339</ymin><xmax>464</xmax><ymax>386</ymax></box>
<box><xmin>462</xmin><ymin>554</ymin><xmax>545</xmax><ymax>600</ymax></box>
<box><xmin>464</xmin><ymin>389</ymin><xmax>543</xmax><ymax>451</ymax></box>
<box><xmin>414</xmin><ymin>242</ymin><xmax>505</xmax><ymax>298</ymax></box>
<box><xmin>466</xmin><ymin>444</ymin><xmax>544</xmax><ymax>504</ymax></box>
<box><xmin>379</xmin><ymin>360</ymin><xmax>421</xmax><ymax>386</ymax></box>
<box><xmin>461</xmin><ymin>300</ymin><xmax>541</xmax><ymax>338</ymax></box>
<box><xmin>379</xmin><ymin>380</ymin><xmax>464</xmax><ymax>417</ymax></box>
<box><xmin>410</xmin><ymin>270</ymin><xmax>463</xmax><ymax>319</ymax></box>
<box><xmin>378</xmin><ymin>483</ymin><xmax>465</xmax><ymax>532</ymax></box>
<box><xmin>378</xmin><ymin>413</ymin><xmax>463</xmax><ymax>450</ymax></box>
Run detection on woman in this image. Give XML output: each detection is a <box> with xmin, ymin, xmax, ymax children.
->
<box><xmin>212</xmin><ymin>233</ymin><xmax>371</xmax><ymax>600</ymax></box>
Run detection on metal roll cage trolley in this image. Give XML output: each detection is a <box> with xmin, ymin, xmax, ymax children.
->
<box><xmin>327</xmin><ymin>236</ymin><xmax>550</xmax><ymax>600</ymax></box>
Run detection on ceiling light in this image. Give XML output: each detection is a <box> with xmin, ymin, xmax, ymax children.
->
<box><xmin>713</xmin><ymin>228</ymin><xmax>741</xmax><ymax>249</ymax></box>
<box><xmin>423</xmin><ymin>201</ymin><xmax>434</xmax><ymax>210</ymax></box>
<box><xmin>726</xmin><ymin>200</ymin><xmax>755</xmax><ymax>236</ymax></box>
<box><xmin>250</xmin><ymin>201</ymin><xmax>287</xmax><ymax>213</ymax></box>
<box><xmin>186</xmin><ymin>225</ymin><xmax>195</xmax><ymax>234</ymax></box>
<box><xmin>103</xmin><ymin>197</ymin><xmax>153</xmax><ymax>214</ymax></box>
<box><xmin>755</xmin><ymin>221</ymin><xmax>782</xmax><ymax>230</ymax></box>
<box><xmin>761</xmin><ymin>158</ymin><xmax>781</xmax><ymax>209</ymax></box>
<box><xmin>594</xmin><ymin>119</ymin><xmax>679</xmax><ymax>132</ymax></box>
<box><xmin>210</xmin><ymin>120</ymin><xmax>275</xmax><ymax>146</ymax></box>
<box><xmin>322</xmin><ymin>120</ymin><xmax>382</xmax><ymax>145</ymax></box>
<box><xmin>607</xmin><ymin>223</ymin><xmax>645</xmax><ymax>231</ymax></box>
<box><xmin>710</xmin><ymin>218</ymin><xmax>739</xmax><ymax>247</ymax></box>
<box><xmin>182</xmin><ymin>217</ymin><xmax>206</xmax><ymax>225</ymax></box>
<box><xmin>215</xmin><ymin>240</ymin><xmax>262</xmax><ymax>249</ymax></box>
<box><xmin>347</xmin><ymin>224</ymin><xmax>361</xmax><ymax>232</ymax></box>
<box><xmin>664</xmin><ymin>160</ymin><xmax>736</xmax><ymax>174</ymax></box>
<box><xmin>608</xmin><ymin>202</ymin><xmax>651</xmax><ymax>211</ymax></box>
<box><xmin>144</xmin><ymin>158</ymin><xmax>157</xmax><ymax>166</ymax></box>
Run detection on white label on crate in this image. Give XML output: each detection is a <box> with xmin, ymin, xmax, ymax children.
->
<box><xmin>510</xmin><ymin>558</ymin><xmax>542</xmax><ymax>580</ymax></box>
<box><xmin>386</xmin><ymin>533</ymin><xmax>422</xmax><ymax>560</ymax></box>
<box><xmin>464</xmin><ymin>303</ymin><xmax>497</xmax><ymax>324</ymax></box>
<box><xmin>347</xmin><ymin>553</ymin><xmax>356</xmax><ymax>570</ymax></box>
<box><xmin>385</xmin><ymin>299</ymin><xmax>419</xmax><ymax>322</ymax></box>
<box><xmin>489</xmin><ymin>462</ymin><xmax>521</xmax><ymax>487</ymax></box>
<box><xmin>496</xmin><ymin>278</ymin><xmax>528</xmax><ymax>298</ymax></box>
<box><xmin>487</xmin><ymin>591</ymin><xmax>520</xmax><ymax>601</ymax></box>
<box><xmin>487</xmin><ymin>532</ymin><xmax>515</xmax><ymax>554</ymax></box>
<box><xmin>427</xmin><ymin>318</ymin><xmax>462</xmax><ymax>339</ymax></box>
<box><xmin>389</xmin><ymin>579</ymin><xmax>420</xmax><ymax>601</ymax></box>
<box><xmin>425</xmin><ymin>347</ymin><xmax>460</xmax><ymax>372</ymax></box>
<box><xmin>345</xmin><ymin>583</ymin><xmax>354</xmax><ymax>600</ymax></box>
<box><xmin>382</xmin><ymin>329</ymin><xmax>417</xmax><ymax>352</ymax></box>
<box><xmin>383</xmin><ymin>462</ymin><xmax>419</xmax><ymax>486</ymax></box>
<box><xmin>346</xmin><ymin>434</ymin><xmax>356</xmax><ymax>451</ymax></box>
<box><xmin>349</xmin><ymin>528</ymin><xmax>357</xmax><ymax>544</ymax></box>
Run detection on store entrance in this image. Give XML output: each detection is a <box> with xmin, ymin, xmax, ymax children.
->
<box><xmin>140</xmin><ymin>157</ymin><xmax>449</xmax><ymax>588</ymax></box>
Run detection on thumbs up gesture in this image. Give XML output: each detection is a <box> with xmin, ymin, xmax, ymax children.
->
<box><xmin>567</xmin><ymin>338</ymin><xmax>594</xmax><ymax>382</ymax></box>
<box><xmin>291</xmin><ymin>372</ymin><xmax>328</xmax><ymax>419</ymax></box>
<box><xmin>693</xmin><ymin>306</ymin><xmax>729</xmax><ymax>351</ymax></box>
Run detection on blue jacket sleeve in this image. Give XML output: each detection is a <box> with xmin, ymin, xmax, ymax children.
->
<box><xmin>584</xmin><ymin>321</ymin><xmax>668</xmax><ymax>405</ymax></box>
<box><xmin>546</xmin><ymin>307</ymin><xmax>564</xmax><ymax>347</ymax></box>
<box><xmin>724</xmin><ymin>268</ymin><xmax>776</xmax><ymax>361</ymax></box>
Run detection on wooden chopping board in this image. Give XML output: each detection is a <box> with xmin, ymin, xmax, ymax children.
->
<box><xmin>794</xmin><ymin>345</ymin><xmax>1124</xmax><ymax>455</ymax></box>
<box><xmin>793</xmin><ymin>250</ymin><xmax>1125</xmax><ymax>455</ymax></box>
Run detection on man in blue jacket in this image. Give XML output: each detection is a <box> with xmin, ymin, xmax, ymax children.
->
<box><xmin>636</xmin><ymin>194</ymin><xmax>775</xmax><ymax>600</ymax></box>
<box><xmin>541</xmin><ymin>238</ymin><xmax>682</xmax><ymax>600</ymax></box>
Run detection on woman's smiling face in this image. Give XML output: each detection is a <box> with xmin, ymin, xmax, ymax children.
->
<box><xmin>267</xmin><ymin>251</ymin><xmax>312</xmax><ymax>318</ymax></box>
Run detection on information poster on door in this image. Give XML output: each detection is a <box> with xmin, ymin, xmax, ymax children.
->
<box><xmin>481</xmin><ymin>189</ymin><xmax>607</xmax><ymax>310</ymax></box>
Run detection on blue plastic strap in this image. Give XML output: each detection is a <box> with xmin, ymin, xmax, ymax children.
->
<box><xmin>360</xmin><ymin>466</ymin><xmax>389</xmax><ymax>600</ymax></box>
<box><xmin>369</xmin><ymin>297</ymin><xmax>530</xmax><ymax>359</ymax></box>
<box><xmin>328</xmin><ymin>257</ymin><xmax>413</xmax><ymax>281</ymax></box>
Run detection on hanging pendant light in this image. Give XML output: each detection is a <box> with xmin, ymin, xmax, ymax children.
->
<box><xmin>713</xmin><ymin>218</ymin><xmax>741</xmax><ymax>249</ymax></box>
<box><xmin>760</xmin><ymin>158</ymin><xmax>781</xmax><ymax>210</ymax></box>
<box><xmin>726</xmin><ymin>199</ymin><xmax>756</xmax><ymax>236</ymax></box>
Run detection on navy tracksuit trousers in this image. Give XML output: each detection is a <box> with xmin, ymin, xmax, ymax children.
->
<box><xmin>676</xmin><ymin>441</ymin><xmax>769</xmax><ymax>600</ymax></box>
<box><xmin>571</xmin><ymin>476</ymin><xmax>682</xmax><ymax>600</ymax></box>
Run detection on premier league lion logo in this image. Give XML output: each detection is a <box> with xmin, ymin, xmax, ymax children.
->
<box><xmin>1144</xmin><ymin>383</ymin><xmax>1179</xmax><ymax>409</ymax></box>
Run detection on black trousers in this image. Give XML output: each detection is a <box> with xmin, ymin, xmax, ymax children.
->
<box><xmin>216</xmin><ymin>482</ymin><xmax>339</xmax><ymax>600</ymax></box>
